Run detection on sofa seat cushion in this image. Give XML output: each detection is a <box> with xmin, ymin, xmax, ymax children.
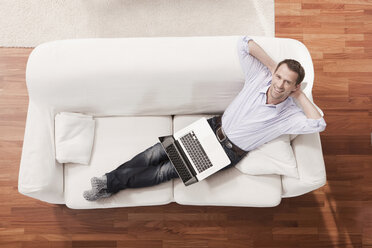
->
<box><xmin>173</xmin><ymin>169</ymin><xmax>281</xmax><ymax>207</ymax></box>
<box><xmin>64</xmin><ymin>116</ymin><xmax>174</xmax><ymax>209</ymax></box>
<box><xmin>172</xmin><ymin>115</ymin><xmax>282</xmax><ymax>207</ymax></box>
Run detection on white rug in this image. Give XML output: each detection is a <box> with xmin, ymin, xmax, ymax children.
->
<box><xmin>0</xmin><ymin>0</ymin><xmax>274</xmax><ymax>48</ymax></box>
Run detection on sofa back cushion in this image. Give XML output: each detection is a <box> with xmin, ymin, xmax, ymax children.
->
<box><xmin>26</xmin><ymin>35</ymin><xmax>314</xmax><ymax>116</ymax></box>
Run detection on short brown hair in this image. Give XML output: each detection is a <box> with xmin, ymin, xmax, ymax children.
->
<box><xmin>275</xmin><ymin>59</ymin><xmax>305</xmax><ymax>85</ymax></box>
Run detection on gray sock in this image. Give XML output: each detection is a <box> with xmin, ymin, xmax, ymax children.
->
<box><xmin>83</xmin><ymin>175</ymin><xmax>113</xmax><ymax>201</ymax></box>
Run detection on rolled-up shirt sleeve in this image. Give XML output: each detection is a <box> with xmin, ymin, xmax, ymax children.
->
<box><xmin>285</xmin><ymin>111</ymin><xmax>327</xmax><ymax>135</ymax></box>
<box><xmin>236</xmin><ymin>36</ymin><xmax>269</xmax><ymax>83</ymax></box>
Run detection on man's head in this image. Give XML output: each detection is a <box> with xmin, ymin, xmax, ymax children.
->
<box><xmin>268</xmin><ymin>59</ymin><xmax>305</xmax><ymax>104</ymax></box>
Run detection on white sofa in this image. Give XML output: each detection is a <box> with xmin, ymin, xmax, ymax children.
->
<box><xmin>18</xmin><ymin>35</ymin><xmax>326</xmax><ymax>209</ymax></box>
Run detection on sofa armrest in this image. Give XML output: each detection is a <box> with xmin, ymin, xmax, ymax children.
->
<box><xmin>281</xmin><ymin>132</ymin><xmax>326</xmax><ymax>198</ymax></box>
<box><xmin>18</xmin><ymin>101</ymin><xmax>65</xmax><ymax>204</ymax></box>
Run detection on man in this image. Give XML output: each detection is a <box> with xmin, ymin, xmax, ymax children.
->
<box><xmin>83</xmin><ymin>36</ymin><xmax>326</xmax><ymax>201</ymax></box>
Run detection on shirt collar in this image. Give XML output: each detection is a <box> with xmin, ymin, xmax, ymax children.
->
<box><xmin>259</xmin><ymin>83</ymin><xmax>292</xmax><ymax>113</ymax></box>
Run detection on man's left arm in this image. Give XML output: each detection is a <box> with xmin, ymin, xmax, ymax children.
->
<box><xmin>287</xmin><ymin>86</ymin><xmax>327</xmax><ymax>134</ymax></box>
<box><xmin>290</xmin><ymin>88</ymin><xmax>322</xmax><ymax>120</ymax></box>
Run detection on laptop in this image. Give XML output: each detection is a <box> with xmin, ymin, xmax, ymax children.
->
<box><xmin>158</xmin><ymin>117</ymin><xmax>231</xmax><ymax>186</ymax></box>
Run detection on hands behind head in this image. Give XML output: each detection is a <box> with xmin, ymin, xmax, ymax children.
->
<box><xmin>289</xmin><ymin>83</ymin><xmax>303</xmax><ymax>99</ymax></box>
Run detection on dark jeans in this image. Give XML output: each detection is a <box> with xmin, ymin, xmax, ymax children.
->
<box><xmin>106</xmin><ymin>116</ymin><xmax>248</xmax><ymax>194</ymax></box>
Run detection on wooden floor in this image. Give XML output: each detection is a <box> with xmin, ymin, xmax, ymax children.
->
<box><xmin>0</xmin><ymin>0</ymin><xmax>372</xmax><ymax>247</ymax></box>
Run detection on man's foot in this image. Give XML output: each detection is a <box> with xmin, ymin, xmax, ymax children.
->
<box><xmin>83</xmin><ymin>175</ymin><xmax>113</xmax><ymax>201</ymax></box>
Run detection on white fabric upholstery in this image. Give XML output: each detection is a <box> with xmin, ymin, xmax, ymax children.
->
<box><xmin>281</xmin><ymin>133</ymin><xmax>326</xmax><ymax>197</ymax></box>
<box><xmin>18</xmin><ymin>102</ymin><xmax>65</xmax><ymax>204</ymax></box>
<box><xmin>174</xmin><ymin>168</ymin><xmax>281</xmax><ymax>207</ymax></box>
<box><xmin>19</xmin><ymin>35</ymin><xmax>326</xmax><ymax>208</ymax></box>
<box><xmin>64</xmin><ymin>116</ymin><xmax>174</xmax><ymax>209</ymax></box>
<box><xmin>25</xmin><ymin>36</ymin><xmax>245</xmax><ymax>116</ymax></box>
<box><xmin>55</xmin><ymin>112</ymin><xmax>95</xmax><ymax>164</ymax></box>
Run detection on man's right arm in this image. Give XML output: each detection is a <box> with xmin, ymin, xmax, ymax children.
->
<box><xmin>237</xmin><ymin>36</ymin><xmax>277</xmax><ymax>80</ymax></box>
<box><xmin>247</xmin><ymin>39</ymin><xmax>277</xmax><ymax>75</ymax></box>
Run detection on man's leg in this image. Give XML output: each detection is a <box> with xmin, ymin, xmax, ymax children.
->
<box><xmin>105</xmin><ymin>142</ymin><xmax>173</xmax><ymax>193</ymax></box>
<box><xmin>125</xmin><ymin>159</ymin><xmax>178</xmax><ymax>188</ymax></box>
<box><xmin>83</xmin><ymin>142</ymin><xmax>177</xmax><ymax>201</ymax></box>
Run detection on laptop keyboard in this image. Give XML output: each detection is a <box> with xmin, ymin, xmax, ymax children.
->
<box><xmin>180</xmin><ymin>131</ymin><xmax>213</xmax><ymax>173</ymax></box>
<box><xmin>166</xmin><ymin>144</ymin><xmax>193</xmax><ymax>183</ymax></box>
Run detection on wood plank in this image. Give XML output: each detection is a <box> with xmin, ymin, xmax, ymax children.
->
<box><xmin>323</xmin><ymin>59</ymin><xmax>372</xmax><ymax>72</ymax></box>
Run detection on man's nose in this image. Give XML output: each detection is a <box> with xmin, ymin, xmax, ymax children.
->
<box><xmin>277</xmin><ymin>80</ymin><xmax>284</xmax><ymax>88</ymax></box>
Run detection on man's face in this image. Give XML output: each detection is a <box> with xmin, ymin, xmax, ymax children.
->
<box><xmin>269</xmin><ymin>63</ymin><xmax>300</xmax><ymax>103</ymax></box>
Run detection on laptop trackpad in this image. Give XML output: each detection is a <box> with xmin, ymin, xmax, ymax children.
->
<box><xmin>201</xmin><ymin>135</ymin><xmax>229</xmax><ymax>165</ymax></box>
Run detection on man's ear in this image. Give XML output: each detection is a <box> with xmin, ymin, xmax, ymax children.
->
<box><xmin>291</xmin><ymin>83</ymin><xmax>301</xmax><ymax>93</ymax></box>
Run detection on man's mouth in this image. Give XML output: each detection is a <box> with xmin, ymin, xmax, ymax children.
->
<box><xmin>274</xmin><ymin>87</ymin><xmax>283</xmax><ymax>94</ymax></box>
